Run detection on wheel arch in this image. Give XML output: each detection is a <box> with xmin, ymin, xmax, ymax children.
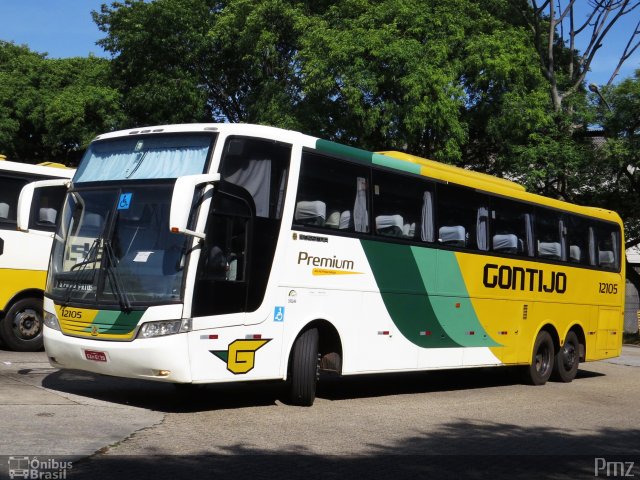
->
<box><xmin>287</xmin><ymin>318</ymin><xmax>344</xmax><ymax>376</ymax></box>
<box><xmin>567</xmin><ymin>323</ymin><xmax>587</xmax><ymax>362</ymax></box>
<box><xmin>1</xmin><ymin>288</ymin><xmax>44</xmax><ymax>317</ymax></box>
<box><xmin>538</xmin><ymin>323</ymin><xmax>560</xmax><ymax>356</ymax></box>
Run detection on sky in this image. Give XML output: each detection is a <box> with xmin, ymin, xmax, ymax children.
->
<box><xmin>0</xmin><ymin>0</ymin><xmax>638</xmax><ymax>86</ymax></box>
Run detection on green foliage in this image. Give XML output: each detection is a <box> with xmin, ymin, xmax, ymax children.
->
<box><xmin>585</xmin><ymin>71</ymin><xmax>640</xmax><ymax>246</ymax></box>
<box><xmin>0</xmin><ymin>41</ymin><xmax>124</xmax><ymax>164</ymax></box>
<box><xmin>2</xmin><ymin>0</ymin><xmax>638</xmax><ymax>252</ymax></box>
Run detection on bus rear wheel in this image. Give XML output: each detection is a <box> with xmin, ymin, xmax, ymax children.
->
<box><xmin>289</xmin><ymin>327</ymin><xmax>319</xmax><ymax>407</ymax></box>
<box><xmin>523</xmin><ymin>330</ymin><xmax>554</xmax><ymax>386</ymax></box>
<box><xmin>0</xmin><ymin>298</ymin><xmax>44</xmax><ymax>352</ymax></box>
<box><xmin>552</xmin><ymin>331</ymin><xmax>580</xmax><ymax>383</ymax></box>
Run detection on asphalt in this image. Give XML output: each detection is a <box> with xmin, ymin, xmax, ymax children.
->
<box><xmin>1</xmin><ymin>346</ymin><xmax>639</xmax><ymax>480</ymax></box>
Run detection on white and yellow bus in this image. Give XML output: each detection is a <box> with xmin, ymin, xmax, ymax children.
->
<box><xmin>0</xmin><ymin>156</ymin><xmax>74</xmax><ymax>351</ymax></box>
<box><xmin>39</xmin><ymin>124</ymin><xmax>624</xmax><ymax>405</ymax></box>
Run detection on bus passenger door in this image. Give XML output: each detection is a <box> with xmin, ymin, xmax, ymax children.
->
<box><xmin>191</xmin><ymin>184</ymin><xmax>252</xmax><ymax>322</ymax></box>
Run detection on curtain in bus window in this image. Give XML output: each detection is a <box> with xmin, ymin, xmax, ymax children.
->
<box><xmin>525</xmin><ymin>213</ymin><xmax>534</xmax><ymax>256</ymax></box>
<box><xmin>224</xmin><ymin>158</ymin><xmax>271</xmax><ymax>218</ymax></box>
<box><xmin>421</xmin><ymin>191</ymin><xmax>434</xmax><ymax>242</ymax></box>
<box><xmin>75</xmin><ymin>144</ymin><xmax>210</xmax><ymax>182</ymax></box>
<box><xmin>354</xmin><ymin>177</ymin><xmax>368</xmax><ymax>233</ymax></box>
<box><xmin>476</xmin><ymin>206</ymin><xmax>488</xmax><ymax>251</ymax></box>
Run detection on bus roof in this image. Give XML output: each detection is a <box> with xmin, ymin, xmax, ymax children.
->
<box><xmin>87</xmin><ymin>123</ymin><xmax>622</xmax><ymax>226</ymax></box>
<box><xmin>0</xmin><ymin>158</ymin><xmax>74</xmax><ymax>178</ymax></box>
<box><xmin>376</xmin><ymin>151</ymin><xmax>621</xmax><ymax>225</ymax></box>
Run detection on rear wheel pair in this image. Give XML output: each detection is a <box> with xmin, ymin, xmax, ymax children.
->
<box><xmin>524</xmin><ymin>330</ymin><xmax>579</xmax><ymax>385</ymax></box>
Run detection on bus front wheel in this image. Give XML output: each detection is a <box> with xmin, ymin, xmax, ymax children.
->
<box><xmin>0</xmin><ymin>298</ymin><xmax>44</xmax><ymax>352</ymax></box>
<box><xmin>289</xmin><ymin>327</ymin><xmax>319</xmax><ymax>407</ymax></box>
<box><xmin>523</xmin><ymin>330</ymin><xmax>554</xmax><ymax>386</ymax></box>
<box><xmin>552</xmin><ymin>331</ymin><xmax>580</xmax><ymax>383</ymax></box>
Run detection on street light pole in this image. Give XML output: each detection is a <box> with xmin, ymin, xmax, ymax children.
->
<box><xmin>588</xmin><ymin>83</ymin><xmax>612</xmax><ymax>112</ymax></box>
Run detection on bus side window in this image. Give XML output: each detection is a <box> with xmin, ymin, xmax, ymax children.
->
<box><xmin>219</xmin><ymin>137</ymin><xmax>291</xmax><ymax>220</ymax></box>
<box><xmin>593</xmin><ymin>222</ymin><xmax>621</xmax><ymax>271</ymax></box>
<box><xmin>564</xmin><ymin>214</ymin><xmax>590</xmax><ymax>265</ymax></box>
<box><xmin>490</xmin><ymin>197</ymin><xmax>532</xmax><ymax>257</ymax></box>
<box><xmin>0</xmin><ymin>176</ymin><xmax>29</xmax><ymax>227</ymax></box>
<box><xmin>294</xmin><ymin>152</ymin><xmax>370</xmax><ymax>234</ymax></box>
<box><xmin>436</xmin><ymin>184</ymin><xmax>487</xmax><ymax>251</ymax></box>
<box><xmin>30</xmin><ymin>185</ymin><xmax>67</xmax><ymax>232</ymax></box>
<box><xmin>535</xmin><ymin>208</ymin><xmax>562</xmax><ymax>260</ymax></box>
<box><xmin>372</xmin><ymin>170</ymin><xmax>434</xmax><ymax>241</ymax></box>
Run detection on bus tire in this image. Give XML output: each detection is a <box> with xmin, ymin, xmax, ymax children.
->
<box><xmin>523</xmin><ymin>330</ymin><xmax>554</xmax><ymax>386</ymax></box>
<box><xmin>552</xmin><ymin>331</ymin><xmax>580</xmax><ymax>383</ymax></box>
<box><xmin>289</xmin><ymin>327</ymin><xmax>319</xmax><ymax>407</ymax></box>
<box><xmin>0</xmin><ymin>298</ymin><xmax>44</xmax><ymax>352</ymax></box>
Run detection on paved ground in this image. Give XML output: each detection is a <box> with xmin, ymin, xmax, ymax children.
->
<box><xmin>1</xmin><ymin>346</ymin><xmax>639</xmax><ymax>479</ymax></box>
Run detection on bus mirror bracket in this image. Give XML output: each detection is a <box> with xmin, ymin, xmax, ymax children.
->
<box><xmin>170</xmin><ymin>173</ymin><xmax>220</xmax><ymax>239</ymax></box>
<box><xmin>17</xmin><ymin>178</ymin><xmax>70</xmax><ymax>233</ymax></box>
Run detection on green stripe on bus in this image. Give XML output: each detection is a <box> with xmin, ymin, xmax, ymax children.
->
<box><xmin>372</xmin><ymin>153</ymin><xmax>422</xmax><ymax>175</ymax></box>
<box><xmin>361</xmin><ymin>240</ymin><xmax>460</xmax><ymax>348</ymax></box>
<box><xmin>315</xmin><ymin>139</ymin><xmax>374</xmax><ymax>165</ymax></box>
<box><xmin>416</xmin><ymin>249</ymin><xmax>500</xmax><ymax>347</ymax></box>
<box><xmin>362</xmin><ymin>241</ymin><xmax>500</xmax><ymax>348</ymax></box>
<box><xmin>82</xmin><ymin>310</ymin><xmax>144</xmax><ymax>334</ymax></box>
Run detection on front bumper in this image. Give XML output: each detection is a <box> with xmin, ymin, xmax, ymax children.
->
<box><xmin>44</xmin><ymin>325</ymin><xmax>192</xmax><ymax>383</ymax></box>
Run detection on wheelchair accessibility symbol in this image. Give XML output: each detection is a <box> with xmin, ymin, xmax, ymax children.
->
<box><xmin>274</xmin><ymin>306</ymin><xmax>285</xmax><ymax>322</ymax></box>
<box><xmin>118</xmin><ymin>193</ymin><xmax>133</xmax><ymax>210</ymax></box>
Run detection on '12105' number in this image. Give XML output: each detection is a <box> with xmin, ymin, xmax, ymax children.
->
<box><xmin>599</xmin><ymin>283</ymin><xmax>618</xmax><ymax>294</ymax></box>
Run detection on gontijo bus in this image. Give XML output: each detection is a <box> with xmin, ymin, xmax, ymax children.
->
<box><xmin>0</xmin><ymin>155</ymin><xmax>74</xmax><ymax>351</ymax></box>
<box><xmin>39</xmin><ymin>124</ymin><xmax>624</xmax><ymax>405</ymax></box>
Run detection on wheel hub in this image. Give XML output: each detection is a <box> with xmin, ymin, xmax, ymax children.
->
<box><xmin>13</xmin><ymin>309</ymin><xmax>42</xmax><ymax>340</ymax></box>
<box><xmin>562</xmin><ymin>344</ymin><xmax>576</xmax><ymax>370</ymax></box>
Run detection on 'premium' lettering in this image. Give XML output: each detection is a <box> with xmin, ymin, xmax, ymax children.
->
<box><xmin>298</xmin><ymin>251</ymin><xmax>355</xmax><ymax>271</ymax></box>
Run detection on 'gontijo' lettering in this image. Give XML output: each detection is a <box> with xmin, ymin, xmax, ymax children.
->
<box><xmin>483</xmin><ymin>263</ymin><xmax>567</xmax><ymax>294</ymax></box>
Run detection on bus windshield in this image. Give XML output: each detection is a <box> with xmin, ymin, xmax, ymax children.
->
<box><xmin>46</xmin><ymin>184</ymin><xmax>189</xmax><ymax>307</ymax></box>
<box><xmin>74</xmin><ymin>134</ymin><xmax>214</xmax><ymax>183</ymax></box>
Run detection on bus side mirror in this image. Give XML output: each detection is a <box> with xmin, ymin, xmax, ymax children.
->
<box><xmin>17</xmin><ymin>178</ymin><xmax>70</xmax><ymax>233</ymax></box>
<box><xmin>169</xmin><ymin>173</ymin><xmax>220</xmax><ymax>239</ymax></box>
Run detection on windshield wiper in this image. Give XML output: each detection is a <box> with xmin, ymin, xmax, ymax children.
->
<box><xmin>62</xmin><ymin>237</ymin><xmax>101</xmax><ymax>306</ymax></box>
<box><xmin>103</xmin><ymin>240</ymin><xmax>132</xmax><ymax>312</ymax></box>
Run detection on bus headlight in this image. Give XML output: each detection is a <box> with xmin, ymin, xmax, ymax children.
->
<box><xmin>137</xmin><ymin>319</ymin><xmax>192</xmax><ymax>339</ymax></box>
<box><xmin>43</xmin><ymin>310</ymin><xmax>60</xmax><ymax>331</ymax></box>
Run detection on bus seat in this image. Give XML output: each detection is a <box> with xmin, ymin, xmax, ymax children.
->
<box><xmin>403</xmin><ymin>222</ymin><xmax>416</xmax><ymax>238</ymax></box>
<box><xmin>294</xmin><ymin>200</ymin><xmax>326</xmax><ymax>226</ymax></box>
<box><xmin>339</xmin><ymin>210</ymin><xmax>352</xmax><ymax>230</ymax></box>
<box><xmin>325</xmin><ymin>210</ymin><xmax>340</xmax><ymax>229</ymax></box>
<box><xmin>570</xmin><ymin>245</ymin><xmax>581</xmax><ymax>262</ymax></box>
<box><xmin>376</xmin><ymin>214</ymin><xmax>404</xmax><ymax>237</ymax></box>
<box><xmin>39</xmin><ymin>207</ymin><xmax>57</xmax><ymax>224</ymax></box>
<box><xmin>439</xmin><ymin>225</ymin><xmax>466</xmax><ymax>247</ymax></box>
<box><xmin>538</xmin><ymin>241</ymin><xmax>561</xmax><ymax>259</ymax></box>
<box><xmin>599</xmin><ymin>250</ymin><xmax>615</xmax><ymax>267</ymax></box>
<box><xmin>493</xmin><ymin>233</ymin><xmax>518</xmax><ymax>254</ymax></box>
<box><xmin>0</xmin><ymin>202</ymin><xmax>8</xmax><ymax>219</ymax></box>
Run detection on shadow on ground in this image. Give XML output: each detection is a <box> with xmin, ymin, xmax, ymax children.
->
<box><xmin>34</xmin><ymin>366</ymin><xmax>604</xmax><ymax>413</ymax></box>
<box><xmin>69</xmin><ymin>419</ymin><xmax>639</xmax><ymax>480</ymax></box>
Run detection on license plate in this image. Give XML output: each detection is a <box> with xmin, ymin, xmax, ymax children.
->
<box><xmin>84</xmin><ymin>350</ymin><xmax>107</xmax><ymax>362</ymax></box>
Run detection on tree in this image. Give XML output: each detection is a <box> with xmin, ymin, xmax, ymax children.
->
<box><xmin>0</xmin><ymin>41</ymin><xmax>125</xmax><ymax>164</ymax></box>
<box><xmin>586</xmin><ymin>70</ymin><xmax>640</xmax><ymax>247</ymax></box>
<box><xmin>93</xmin><ymin>0</ymin><xmax>305</xmax><ymax>128</ymax></box>
<box><xmin>94</xmin><ymin>0</ymin><xmax>542</xmax><ymax>164</ymax></box>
